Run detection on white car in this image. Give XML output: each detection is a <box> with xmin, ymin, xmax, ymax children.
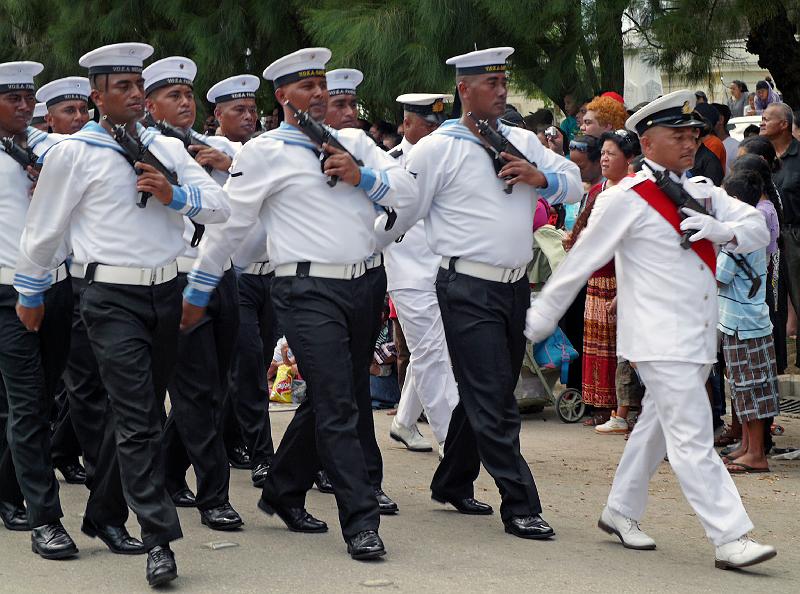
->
<box><xmin>728</xmin><ymin>115</ymin><xmax>761</xmax><ymax>140</ymax></box>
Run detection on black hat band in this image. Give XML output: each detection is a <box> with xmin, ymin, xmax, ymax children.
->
<box><xmin>455</xmin><ymin>64</ymin><xmax>506</xmax><ymax>76</ymax></box>
<box><xmin>45</xmin><ymin>93</ymin><xmax>89</xmax><ymax>108</ymax></box>
<box><xmin>215</xmin><ymin>91</ymin><xmax>256</xmax><ymax>104</ymax></box>
<box><xmin>145</xmin><ymin>77</ymin><xmax>193</xmax><ymax>96</ymax></box>
<box><xmin>329</xmin><ymin>88</ymin><xmax>356</xmax><ymax>96</ymax></box>
<box><xmin>635</xmin><ymin>108</ymin><xmax>703</xmax><ymax>135</ymax></box>
<box><xmin>273</xmin><ymin>69</ymin><xmax>326</xmax><ymax>88</ymax></box>
<box><xmin>0</xmin><ymin>83</ymin><xmax>35</xmax><ymax>93</ymax></box>
<box><xmin>87</xmin><ymin>65</ymin><xmax>143</xmax><ymax>77</ymax></box>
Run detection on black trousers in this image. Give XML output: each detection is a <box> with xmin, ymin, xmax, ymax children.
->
<box><xmin>62</xmin><ymin>277</ymin><xmax>128</xmax><ymax>526</ymax></box>
<box><xmin>0</xmin><ymin>280</ymin><xmax>72</xmax><ymax>527</ymax></box>
<box><xmin>261</xmin><ymin>274</ymin><xmax>379</xmax><ymax>539</ymax></box>
<box><xmin>431</xmin><ymin>267</ymin><xmax>542</xmax><ymax>523</ymax></box>
<box><xmin>227</xmin><ymin>272</ymin><xmax>276</xmax><ymax>467</ymax></box>
<box><xmin>163</xmin><ymin>270</ymin><xmax>238</xmax><ymax>511</ymax></box>
<box><xmin>80</xmin><ymin>279</ymin><xmax>182</xmax><ymax>549</ymax></box>
<box><xmin>49</xmin><ymin>385</ymin><xmax>83</xmax><ymax>466</ymax></box>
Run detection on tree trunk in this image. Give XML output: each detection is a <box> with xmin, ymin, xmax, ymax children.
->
<box><xmin>595</xmin><ymin>0</ymin><xmax>628</xmax><ymax>94</ymax></box>
<box><xmin>746</xmin><ymin>4</ymin><xmax>800</xmax><ymax>108</ymax></box>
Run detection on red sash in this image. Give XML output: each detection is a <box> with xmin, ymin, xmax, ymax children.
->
<box><xmin>630</xmin><ymin>178</ymin><xmax>716</xmax><ymax>275</ymax></box>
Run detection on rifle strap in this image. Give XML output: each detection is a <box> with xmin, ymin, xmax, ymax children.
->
<box><xmin>190</xmin><ymin>222</ymin><xmax>205</xmax><ymax>248</ymax></box>
<box><xmin>631</xmin><ymin>179</ymin><xmax>716</xmax><ymax>275</ymax></box>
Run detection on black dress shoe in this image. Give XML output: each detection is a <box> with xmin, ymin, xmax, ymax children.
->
<box><xmin>200</xmin><ymin>502</ymin><xmax>243</xmax><ymax>531</ymax></box>
<box><xmin>171</xmin><ymin>488</ymin><xmax>197</xmax><ymax>508</ymax></box>
<box><xmin>228</xmin><ymin>443</ymin><xmax>251</xmax><ymax>470</ymax></box>
<box><xmin>0</xmin><ymin>500</ymin><xmax>29</xmax><ymax>531</ymax></box>
<box><xmin>257</xmin><ymin>498</ymin><xmax>327</xmax><ymax>533</ymax></box>
<box><xmin>431</xmin><ymin>493</ymin><xmax>494</xmax><ymax>515</ymax></box>
<box><xmin>31</xmin><ymin>522</ymin><xmax>79</xmax><ymax>559</ymax></box>
<box><xmin>374</xmin><ymin>489</ymin><xmax>398</xmax><ymax>515</ymax></box>
<box><xmin>314</xmin><ymin>470</ymin><xmax>334</xmax><ymax>494</ymax></box>
<box><xmin>55</xmin><ymin>460</ymin><xmax>86</xmax><ymax>485</ymax></box>
<box><xmin>81</xmin><ymin>517</ymin><xmax>145</xmax><ymax>555</ymax></box>
<box><xmin>504</xmin><ymin>514</ymin><xmax>555</xmax><ymax>540</ymax></box>
<box><xmin>347</xmin><ymin>530</ymin><xmax>386</xmax><ymax>560</ymax></box>
<box><xmin>251</xmin><ymin>462</ymin><xmax>270</xmax><ymax>488</ymax></box>
<box><xmin>146</xmin><ymin>545</ymin><xmax>177</xmax><ymax>587</ymax></box>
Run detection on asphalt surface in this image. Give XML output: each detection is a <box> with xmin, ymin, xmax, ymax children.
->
<box><xmin>1</xmin><ymin>406</ymin><xmax>798</xmax><ymax>593</ymax></box>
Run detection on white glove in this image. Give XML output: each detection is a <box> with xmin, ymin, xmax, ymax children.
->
<box><xmin>524</xmin><ymin>306</ymin><xmax>557</xmax><ymax>344</ymax></box>
<box><xmin>679</xmin><ymin>208</ymin><xmax>734</xmax><ymax>244</ymax></box>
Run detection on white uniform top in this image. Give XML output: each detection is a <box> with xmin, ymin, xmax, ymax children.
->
<box><xmin>187</xmin><ymin>122</ymin><xmax>418</xmax><ymax>300</ymax></box>
<box><xmin>527</xmin><ymin>159</ymin><xmax>770</xmax><ymax>364</ymax></box>
<box><xmin>0</xmin><ymin>127</ymin><xmax>64</xmax><ymax>270</ymax></box>
<box><xmin>382</xmin><ymin>137</ymin><xmax>439</xmax><ymax>292</ymax></box>
<box><xmin>406</xmin><ymin>119</ymin><xmax>583</xmax><ymax>270</ymax></box>
<box><xmin>14</xmin><ymin>121</ymin><xmax>229</xmax><ymax>300</ymax></box>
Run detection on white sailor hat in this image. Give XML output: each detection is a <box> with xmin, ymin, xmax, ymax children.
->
<box><xmin>445</xmin><ymin>47</ymin><xmax>514</xmax><ymax>76</ymax></box>
<box><xmin>36</xmin><ymin>77</ymin><xmax>90</xmax><ymax>108</ymax></box>
<box><xmin>263</xmin><ymin>47</ymin><xmax>331</xmax><ymax>89</ymax></box>
<box><xmin>625</xmin><ymin>89</ymin><xmax>707</xmax><ymax>137</ymax></box>
<box><xmin>206</xmin><ymin>74</ymin><xmax>260</xmax><ymax>104</ymax></box>
<box><xmin>0</xmin><ymin>61</ymin><xmax>44</xmax><ymax>93</ymax></box>
<box><xmin>326</xmin><ymin>69</ymin><xmax>363</xmax><ymax>96</ymax></box>
<box><xmin>396</xmin><ymin>93</ymin><xmax>453</xmax><ymax>124</ymax></box>
<box><xmin>79</xmin><ymin>42</ymin><xmax>154</xmax><ymax>77</ymax></box>
<box><xmin>143</xmin><ymin>57</ymin><xmax>196</xmax><ymax>96</ymax></box>
<box><xmin>31</xmin><ymin>102</ymin><xmax>47</xmax><ymax>123</ymax></box>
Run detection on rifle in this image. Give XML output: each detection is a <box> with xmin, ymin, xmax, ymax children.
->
<box><xmin>466</xmin><ymin>111</ymin><xmax>536</xmax><ymax>194</ymax></box>
<box><xmin>106</xmin><ymin>118</ymin><xmax>205</xmax><ymax>247</ymax></box>
<box><xmin>2</xmin><ymin>136</ymin><xmax>40</xmax><ymax>181</ymax></box>
<box><xmin>142</xmin><ymin>114</ymin><xmax>213</xmax><ymax>174</ymax></box>
<box><xmin>643</xmin><ymin>164</ymin><xmax>761</xmax><ymax>297</ymax></box>
<box><xmin>284</xmin><ymin>100</ymin><xmax>396</xmax><ymax>231</ymax></box>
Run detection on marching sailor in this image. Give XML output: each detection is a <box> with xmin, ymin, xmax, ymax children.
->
<box><xmin>14</xmin><ymin>42</ymin><xmax>229</xmax><ymax>586</ymax></box>
<box><xmin>524</xmin><ymin>90</ymin><xmax>777</xmax><ymax>569</ymax></box>
<box><xmin>142</xmin><ymin>56</ymin><xmax>244</xmax><ymax>531</ymax></box>
<box><xmin>406</xmin><ymin>47</ymin><xmax>582</xmax><ymax>539</ymax></box>
<box><xmin>183</xmin><ymin>47</ymin><xmax>418</xmax><ymax>560</ymax></box>
<box><xmin>382</xmin><ymin>93</ymin><xmax>459</xmax><ymax>458</ymax></box>
<box><xmin>30</xmin><ymin>101</ymin><xmax>48</xmax><ymax>131</ymax></box>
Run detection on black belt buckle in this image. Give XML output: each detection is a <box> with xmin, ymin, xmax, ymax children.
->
<box><xmin>447</xmin><ymin>257</ymin><xmax>459</xmax><ymax>282</ymax></box>
<box><xmin>296</xmin><ymin>262</ymin><xmax>310</xmax><ymax>278</ymax></box>
<box><xmin>84</xmin><ymin>262</ymin><xmax>100</xmax><ymax>284</ymax></box>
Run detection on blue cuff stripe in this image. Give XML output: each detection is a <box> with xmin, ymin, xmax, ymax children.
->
<box><xmin>188</xmin><ymin>269</ymin><xmax>222</xmax><ymax>282</ymax></box>
<box><xmin>370</xmin><ymin>184</ymin><xmax>389</xmax><ymax>203</ymax></box>
<box><xmin>168</xmin><ymin>185</ymin><xmax>188</xmax><ymax>211</ymax></box>
<box><xmin>187</xmin><ymin>185</ymin><xmax>202</xmax><ymax>218</ymax></box>
<box><xmin>18</xmin><ymin>292</ymin><xmax>45</xmax><ymax>307</ymax></box>
<box><xmin>539</xmin><ymin>172</ymin><xmax>568</xmax><ymax>203</ymax></box>
<box><xmin>183</xmin><ymin>286</ymin><xmax>212</xmax><ymax>307</ymax></box>
<box><xmin>14</xmin><ymin>273</ymin><xmax>51</xmax><ymax>285</ymax></box>
<box><xmin>189</xmin><ymin>278</ymin><xmax>218</xmax><ymax>288</ymax></box>
<box><xmin>357</xmin><ymin>166</ymin><xmax>378</xmax><ymax>191</ymax></box>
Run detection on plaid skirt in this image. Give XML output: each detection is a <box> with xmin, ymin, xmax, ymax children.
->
<box><xmin>582</xmin><ymin>275</ymin><xmax>617</xmax><ymax>408</ymax></box>
<box><xmin>722</xmin><ymin>333</ymin><xmax>780</xmax><ymax>422</ymax></box>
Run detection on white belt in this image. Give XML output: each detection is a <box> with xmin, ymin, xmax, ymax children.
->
<box><xmin>0</xmin><ymin>263</ymin><xmax>68</xmax><ymax>286</ymax></box>
<box><xmin>176</xmin><ymin>257</ymin><xmax>196</xmax><ymax>274</ymax></box>
<box><xmin>71</xmin><ymin>261</ymin><xmax>178</xmax><ymax>286</ymax></box>
<box><xmin>274</xmin><ymin>262</ymin><xmax>367</xmax><ymax>280</ymax></box>
<box><xmin>441</xmin><ymin>257</ymin><xmax>527</xmax><ymax>284</ymax></box>
<box><xmin>242</xmin><ymin>261</ymin><xmax>272</xmax><ymax>276</ymax></box>
<box><xmin>365</xmin><ymin>253</ymin><xmax>384</xmax><ymax>270</ymax></box>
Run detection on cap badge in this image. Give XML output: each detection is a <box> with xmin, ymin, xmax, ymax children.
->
<box><xmin>432</xmin><ymin>100</ymin><xmax>444</xmax><ymax>113</ymax></box>
<box><xmin>681</xmin><ymin>101</ymin><xmax>692</xmax><ymax>114</ymax></box>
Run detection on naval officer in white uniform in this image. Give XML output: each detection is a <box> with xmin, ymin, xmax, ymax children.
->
<box><xmin>524</xmin><ymin>90</ymin><xmax>777</xmax><ymax>570</ymax></box>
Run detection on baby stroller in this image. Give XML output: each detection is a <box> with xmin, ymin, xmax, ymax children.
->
<box><xmin>514</xmin><ymin>216</ymin><xmax>584</xmax><ymax>422</ymax></box>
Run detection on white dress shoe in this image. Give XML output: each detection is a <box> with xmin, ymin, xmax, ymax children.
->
<box><xmin>390</xmin><ymin>418</ymin><xmax>432</xmax><ymax>452</ymax></box>
<box><xmin>715</xmin><ymin>536</ymin><xmax>776</xmax><ymax>569</ymax></box>
<box><xmin>597</xmin><ymin>506</ymin><xmax>656</xmax><ymax>550</ymax></box>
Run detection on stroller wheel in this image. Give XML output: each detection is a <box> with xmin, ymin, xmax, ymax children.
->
<box><xmin>555</xmin><ymin>389</ymin><xmax>585</xmax><ymax>423</ymax></box>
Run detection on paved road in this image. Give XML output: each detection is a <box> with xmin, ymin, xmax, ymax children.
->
<box><xmin>1</xmin><ymin>406</ymin><xmax>798</xmax><ymax>593</ymax></box>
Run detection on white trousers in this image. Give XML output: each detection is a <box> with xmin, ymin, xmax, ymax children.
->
<box><xmin>390</xmin><ymin>288</ymin><xmax>459</xmax><ymax>444</ymax></box>
<box><xmin>607</xmin><ymin>361</ymin><xmax>753</xmax><ymax>546</ymax></box>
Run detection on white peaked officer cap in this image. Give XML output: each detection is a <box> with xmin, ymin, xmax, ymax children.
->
<box><xmin>36</xmin><ymin>77</ymin><xmax>90</xmax><ymax>108</ymax></box>
<box><xmin>206</xmin><ymin>75</ymin><xmax>260</xmax><ymax>104</ymax></box>
<box><xmin>79</xmin><ymin>42</ymin><xmax>154</xmax><ymax>76</ymax></box>
<box><xmin>445</xmin><ymin>47</ymin><xmax>514</xmax><ymax>76</ymax></box>
<box><xmin>396</xmin><ymin>93</ymin><xmax>453</xmax><ymax>124</ymax></box>
<box><xmin>32</xmin><ymin>102</ymin><xmax>47</xmax><ymax>122</ymax></box>
<box><xmin>625</xmin><ymin>89</ymin><xmax>707</xmax><ymax>137</ymax></box>
<box><xmin>263</xmin><ymin>47</ymin><xmax>332</xmax><ymax>89</ymax></box>
<box><xmin>326</xmin><ymin>69</ymin><xmax>363</xmax><ymax>96</ymax></box>
<box><xmin>0</xmin><ymin>61</ymin><xmax>44</xmax><ymax>93</ymax></box>
<box><xmin>143</xmin><ymin>56</ymin><xmax>197</xmax><ymax>96</ymax></box>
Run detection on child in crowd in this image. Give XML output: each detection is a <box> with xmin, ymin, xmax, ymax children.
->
<box><xmin>718</xmin><ymin>171</ymin><xmax>780</xmax><ymax>473</ymax></box>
